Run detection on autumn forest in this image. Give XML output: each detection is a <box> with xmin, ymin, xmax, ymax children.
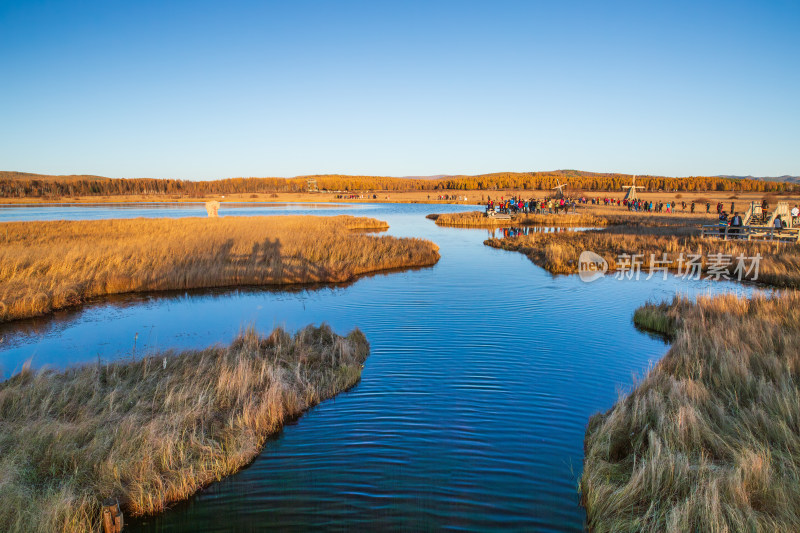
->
<box><xmin>0</xmin><ymin>170</ymin><xmax>796</xmax><ymax>199</ymax></box>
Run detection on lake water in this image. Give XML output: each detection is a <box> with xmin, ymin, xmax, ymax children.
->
<box><xmin>0</xmin><ymin>202</ymin><xmax>751</xmax><ymax>531</ymax></box>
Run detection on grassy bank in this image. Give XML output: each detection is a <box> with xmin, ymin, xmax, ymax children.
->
<box><xmin>432</xmin><ymin>209</ymin><xmax>715</xmax><ymax>228</ymax></box>
<box><xmin>581</xmin><ymin>293</ymin><xmax>800</xmax><ymax>532</ymax></box>
<box><xmin>0</xmin><ymin>215</ymin><xmax>440</xmax><ymax>322</ymax></box>
<box><xmin>432</xmin><ymin>210</ymin><xmax>609</xmax><ymax>228</ymax></box>
<box><xmin>431</xmin><ymin>211</ymin><xmax>515</xmax><ymax>227</ymax></box>
<box><xmin>485</xmin><ymin>225</ymin><xmax>800</xmax><ymax>288</ymax></box>
<box><xmin>0</xmin><ymin>324</ymin><xmax>369</xmax><ymax>532</ymax></box>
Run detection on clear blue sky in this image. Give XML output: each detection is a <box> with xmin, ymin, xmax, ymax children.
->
<box><xmin>1</xmin><ymin>0</ymin><xmax>798</xmax><ymax>179</ymax></box>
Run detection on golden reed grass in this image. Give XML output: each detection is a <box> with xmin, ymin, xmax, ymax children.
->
<box><xmin>581</xmin><ymin>293</ymin><xmax>800</xmax><ymax>532</ymax></box>
<box><xmin>485</xmin><ymin>225</ymin><xmax>800</xmax><ymax>288</ymax></box>
<box><xmin>0</xmin><ymin>324</ymin><xmax>369</xmax><ymax>532</ymax></box>
<box><xmin>432</xmin><ymin>209</ymin><xmax>716</xmax><ymax>228</ymax></box>
<box><xmin>0</xmin><ymin>215</ymin><xmax>439</xmax><ymax>322</ymax></box>
<box><xmin>432</xmin><ymin>210</ymin><xmax>605</xmax><ymax>228</ymax></box>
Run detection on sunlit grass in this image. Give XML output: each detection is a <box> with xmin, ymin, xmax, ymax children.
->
<box><xmin>0</xmin><ymin>215</ymin><xmax>440</xmax><ymax>322</ymax></box>
<box><xmin>485</xmin><ymin>225</ymin><xmax>800</xmax><ymax>288</ymax></box>
<box><xmin>432</xmin><ymin>210</ymin><xmax>607</xmax><ymax>227</ymax></box>
<box><xmin>0</xmin><ymin>324</ymin><xmax>369</xmax><ymax>532</ymax></box>
<box><xmin>433</xmin><ymin>208</ymin><xmax>715</xmax><ymax>228</ymax></box>
<box><xmin>581</xmin><ymin>293</ymin><xmax>800</xmax><ymax>532</ymax></box>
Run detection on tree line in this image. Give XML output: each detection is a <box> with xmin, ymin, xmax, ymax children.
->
<box><xmin>0</xmin><ymin>170</ymin><xmax>795</xmax><ymax>198</ymax></box>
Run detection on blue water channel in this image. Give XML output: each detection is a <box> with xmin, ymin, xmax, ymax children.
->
<box><xmin>0</xmin><ymin>202</ymin><xmax>752</xmax><ymax>531</ymax></box>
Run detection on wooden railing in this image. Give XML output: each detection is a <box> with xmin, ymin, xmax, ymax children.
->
<box><xmin>701</xmin><ymin>224</ymin><xmax>800</xmax><ymax>242</ymax></box>
<box><xmin>742</xmin><ymin>202</ymin><xmax>754</xmax><ymax>226</ymax></box>
<box><xmin>767</xmin><ymin>201</ymin><xmax>792</xmax><ymax>229</ymax></box>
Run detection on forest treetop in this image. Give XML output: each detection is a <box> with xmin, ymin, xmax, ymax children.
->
<box><xmin>0</xmin><ymin>170</ymin><xmax>796</xmax><ymax>198</ymax></box>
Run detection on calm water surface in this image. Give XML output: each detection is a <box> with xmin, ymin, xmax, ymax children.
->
<box><xmin>0</xmin><ymin>203</ymin><xmax>751</xmax><ymax>531</ymax></box>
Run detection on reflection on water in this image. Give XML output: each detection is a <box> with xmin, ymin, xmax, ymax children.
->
<box><xmin>0</xmin><ymin>203</ymin><xmax>753</xmax><ymax>531</ymax></box>
<box><xmin>0</xmin><ymin>285</ymin><xmax>338</xmax><ymax>369</ymax></box>
<box><xmin>487</xmin><ymin>226</ymin><xmax>595</xmax><ymax>239</ymax></box>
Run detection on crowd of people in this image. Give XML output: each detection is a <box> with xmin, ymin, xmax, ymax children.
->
<box><xmin>623</xmin><ymin>198</ymin><xmax>686</xmax><ymax>213</ymax></box>
<box><xmin>431</xmin><ymin>194</ymin><xmax>469</xmax><ymax>201</ymax></box>
<box><xmin>484</xmin><ymin>193</ymin><xmax>800</xmax><ymax>229</ymax></box>
<box><xmin>485</xmin><ymin>195</ymin><xmax>579</xmax><ymax>214</ymax></box>
<box><xmin>334</xmin><ymin>193</ymin><xmax>369</xmax><ymax>199</ymax></box>
<box><xmin>483</xmin><ymin>194</ymin><xmax>697</xmax><ymax>215</ymax></box>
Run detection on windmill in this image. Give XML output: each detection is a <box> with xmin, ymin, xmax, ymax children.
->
<box><xmin>552</xmin><ymin>179</ymin><xmax>567</xmax><ymax>199</ymax></box>
<box><xmin>622</xmin><ymin>175</ymin><xmax>645</xmax><ymax>201</ymax></box>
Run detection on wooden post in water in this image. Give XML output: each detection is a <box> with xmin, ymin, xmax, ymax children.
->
<box><xmin>102</xmin><ymin>498</ymin><xmax>124</xmax><ymax>533</ymax></box>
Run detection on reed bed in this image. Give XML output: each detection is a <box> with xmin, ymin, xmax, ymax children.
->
<box><xmin>581</xmin><ymin>292</ymin><xmax>800</xmax><ymax>532</ymax></box>
<box><xmin>0</xmin><ymin>215</ymin><xmax>439</xmax><ymax>322</ymax></box>
<box><xmin>485</xmin><ymin>225</ymin><xmax>800</xmax><ymax>288</ymax></box>
<box><xmin>431</xmin><ymin>211</ymin><xmax>516</xmax><ymax>227</ymax></box>
<box><xmin>432</xmin><ymin>210</ymin><xmax>605</xmax><ymax>228</ymax></box>
<box><xmin>0</xmin><ymin>324</ymin><xmax>369</xmax><ymax>532</ymax></box>
<box><xmin>433</xmin><ymin>209</ymin><xmax>715</xmax><ymax>228</ymax></box>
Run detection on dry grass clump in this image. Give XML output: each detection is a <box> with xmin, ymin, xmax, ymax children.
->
<box><xmin>0</xmin><ymin>324</ymin><xmax>369</xmax><ymax>532</ymax></box>
<box><xmin>485</xmin><ymin>225</ymin><xmax>800</xmax><ymax>288</ymax></box>
<box><xmin>0</xmin><ymin>215</ymin><xmax>438</xmax><ymax>322</ymax></box>
<box><xmin>632</xmin><ymin>301</ymin><xmax>676</xmax><ymax>337</ymax></box>
<box><xmin>581</xmin><ymin>292</ymin><xmax>800</xmax><ymax>532</ymax></box>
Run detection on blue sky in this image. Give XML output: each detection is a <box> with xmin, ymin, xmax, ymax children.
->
<box><xmin>1</xmin><ymin>0</ymin><xmax>798</xmax><ymax>179</ymax></box>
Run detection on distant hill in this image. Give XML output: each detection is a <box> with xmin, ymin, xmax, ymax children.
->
<box><xmin>717</xmin><ymin>175</ymin><xmax>800</xmax><ymax>184</ymax></box>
